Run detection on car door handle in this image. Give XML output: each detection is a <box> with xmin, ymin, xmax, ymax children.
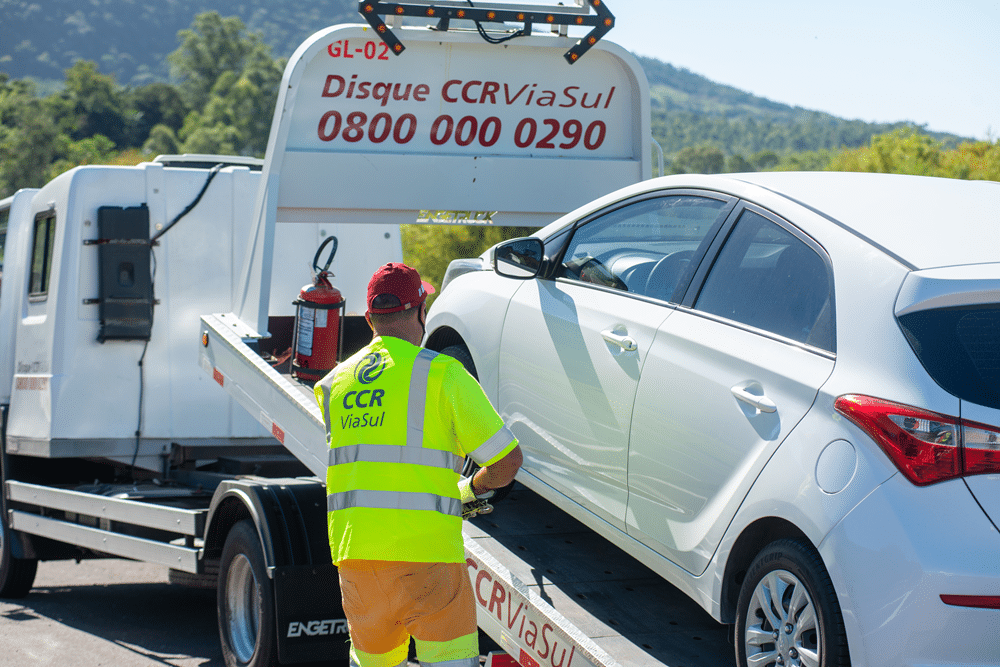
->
<box><xmin>731</xmin><ymin>385</ymin><xmax>777</xmax><ymax>413</ymax></box>
<box><xmin>601</xmin><ymin>330</ymin><xmax>637</xmax><ymax>352</ymax></box>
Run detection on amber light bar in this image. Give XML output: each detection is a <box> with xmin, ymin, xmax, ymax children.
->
<box><xmin>357</xmin><ymin>1</ymin><xmax>615</xmax><ymax>64</ymax></box>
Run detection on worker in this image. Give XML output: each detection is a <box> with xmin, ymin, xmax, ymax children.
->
<box><xmin>315</xmin><ymin>262</ymin><xmax>523</xmax><ymax>667</ymax></box>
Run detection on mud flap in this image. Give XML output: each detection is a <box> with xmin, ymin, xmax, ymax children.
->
<box><xmin>274</xmin><ymin>563</ymin><xmax>351</xmax><ymax>664</ymax></box>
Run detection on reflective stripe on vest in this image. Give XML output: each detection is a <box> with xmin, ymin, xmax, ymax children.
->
<box><xmin>327</xmin><ymin>489</ymin><xmax>462</xmax><ymax>516</ymax></box>
<box><xmin>406</xmin><ymin>349</ymin><xmax>437</xmax><ymax>448</ymax></box>
<box><xmin>329</xmin><ymin>443</ymin><xmax>463</xmax><ymax>471</ymax></box>
<box><xmin>325</xmin><ymin>347</ymin><xmax>463</xmax><ymax>517</ymax></box>
<box><xmin>466</xmin><ymin>424</ymin><xmax>516</xmax><ymax>466</ymax></box>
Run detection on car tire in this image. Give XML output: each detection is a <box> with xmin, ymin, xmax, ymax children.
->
<box><xmin>442</xmin><ymin>344</ymin><xmax>514</xmax><ymax>504</ymax></box>
<box><xmin>735</xmin><ymin>539</ymin><xmax>849</xmax><ymax>667</ymax></box>
<box><xmin>218</xmin><ymin>520</ymin><xmax>277</xmax><ymax>667</ymax></box>
<box><xmin>441</xmin><ymin>344</ymin><xmax>479</xmax><ymax>380</ymax></box>
<box><xmin>0</xmin><ymin>517</ymin><xmax>37</xmax><ymax>599</ymax></box>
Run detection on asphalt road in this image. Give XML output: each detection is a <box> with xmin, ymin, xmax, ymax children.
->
<box><xmin>0</xmin><ymin>559</ymin><xmax>222</xmax><ymax>667</ymax></box>
<box><xmin>0</xmin><ymin>559</ymin><xmax>486</xmax><ymax>667</ymax></box>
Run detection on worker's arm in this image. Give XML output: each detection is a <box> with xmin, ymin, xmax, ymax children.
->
<box><xmin>470</xmin><ymin>444</ymin><xmax>522</xmax><ymax>495</ymax></box>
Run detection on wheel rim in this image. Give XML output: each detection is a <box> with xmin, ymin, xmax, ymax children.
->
<box><xmin>744</xmin><ymin>569</ymin><xmax>820</xmax><ymax>667</ymax></box>
<box><xmin>225</xmin><ymin>553</ymin><xmax>260</xmax><ymax>664</ymax></box>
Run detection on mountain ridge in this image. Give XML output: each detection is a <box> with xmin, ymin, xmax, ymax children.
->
<box><xmin>0</xmin><ymin>0</ymin><xmax>968</xmax><ymax>154</ymax></box>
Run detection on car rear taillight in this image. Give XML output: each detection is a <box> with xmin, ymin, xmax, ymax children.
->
<box><xmin>834</xmin><ymin>394</ymin><xmax>1000</xmax><ymax>485</ymax></box>
<box><xmin>961</xmin><ymin>418</ymin><xmax>1000</xmax><ymax>476</ymax></box>
<box><xmin>940</xmin><ymin>595</ymin><xmax>1000</xmax><ymax>609</ymax></box>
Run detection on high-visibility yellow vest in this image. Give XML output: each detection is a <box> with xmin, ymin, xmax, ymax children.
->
<box><xmin>315</xmin><ymin>336</ymin><xmax>516</xmax><ymax>564</ymax></box>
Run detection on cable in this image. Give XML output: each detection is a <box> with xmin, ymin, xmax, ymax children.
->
<box><xmin>150</xmin><ymin>163</ymin><xmax>224</xmax><ymax>244</ymax></box>
<box><xmin>130</xmin><ymin>164</ymin><xmax>219</xmax><ymax>480</ymax></box>
<box><xmin>130</xmin><ymin>249</ymin><xmax>156</xmax><ymax>482</ymax></box>
<box><xmin>464</xmin><ymin>0</ymin><xmax>530</xmax><ymax>44</ymax></box>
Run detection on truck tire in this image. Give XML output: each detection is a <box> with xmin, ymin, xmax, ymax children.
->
<box><xmin>0</xmin><ymin>510</ymin><xmax>37</xmax><ymax>599</ymax></box>
<box><xmin>735</xmin><ymin>539</ymin><xmax>849</xmax><ymax>667</ymax></box>
<box><xmin>218</xmin><ymin>520</ymin><xmax>277</xmax><ymax>667</ymax></box>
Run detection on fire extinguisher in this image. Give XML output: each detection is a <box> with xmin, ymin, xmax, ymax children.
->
<box><xmin>292</xmin><ymin>236</ymin><xmax>345</xmax><ymax>382</ymax></box>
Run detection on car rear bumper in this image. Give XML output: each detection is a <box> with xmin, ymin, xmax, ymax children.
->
<box><xmin>820</xmin><ymin>473</ymin><xmax>1000</xmax><ymax>667</ymax></box>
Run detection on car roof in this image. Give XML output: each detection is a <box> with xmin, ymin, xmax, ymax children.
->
<box><xmin>627</xmin><ymin>172</ymin><xmax>1000</xmax><ymax>271</ymax></box>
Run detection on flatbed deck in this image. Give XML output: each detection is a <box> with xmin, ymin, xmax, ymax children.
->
<box><xmin>464</xmin><ymin>484</ymin><xmax>734</xmax><ymax>667</ymax></box>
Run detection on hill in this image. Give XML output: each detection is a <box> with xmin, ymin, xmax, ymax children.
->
<box><xmin>0</xmin><ymin>0</ymin><xmax>970</xmax><ymax>161</ymax></box>
<box><xmin>0</xmin><ymin>0</ymin><xmax>358</xmax><ymax>84</ymax></box>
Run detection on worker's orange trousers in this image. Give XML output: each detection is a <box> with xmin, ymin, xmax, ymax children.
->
<box><xmin>338</xmin><ymin>559</ymin><xmax>479</xmax><ymax>667</ymax></box>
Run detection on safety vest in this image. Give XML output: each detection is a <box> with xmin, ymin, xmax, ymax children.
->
<box><xmin>315</xmin><ymin>336</ymin><xmax>515</xmax><ymax>564</ymax></box>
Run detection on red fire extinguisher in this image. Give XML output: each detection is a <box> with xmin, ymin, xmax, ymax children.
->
<box><xmin>292</xmin><ymin>236</ymin><xmax>345</xmax><ymax>382</ymax></box>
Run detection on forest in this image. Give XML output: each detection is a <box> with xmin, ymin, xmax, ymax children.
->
<box><xmin>1</xmin><ymin>10</ymin><xmax>997</xmax><ymax>288</ymax></box>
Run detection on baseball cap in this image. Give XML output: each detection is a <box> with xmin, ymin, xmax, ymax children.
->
<box><xmin>366</xmin><ymin>263</ymin><xmax>436</xmax><ymax>314</ymax></box>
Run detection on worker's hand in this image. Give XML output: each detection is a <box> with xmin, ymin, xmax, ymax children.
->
<box><xmin>458</xmin><ymin>476</ymin><xmax>494</xmax><ymax>520</ymax></box>
<box><xmin>458</xmin><ymin>476</ymin><xmax>495</xmax><ymax>503</ymax></box>
<box><xmin>461</xmin><ymin>498</ymin><xmax>493</xmax><ymax>520</ymax></box>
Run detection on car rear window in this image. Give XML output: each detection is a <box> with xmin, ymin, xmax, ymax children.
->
<box><xmin>897</xmin><ymin>306</ymin><xmax>1000</xmax><ymax>409</ymax></box>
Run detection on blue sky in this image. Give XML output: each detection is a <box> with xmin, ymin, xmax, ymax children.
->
<box><xmin>547</xmin><ymin>0</ymin><xmax>999</xmax><ymax>140</ymax></box>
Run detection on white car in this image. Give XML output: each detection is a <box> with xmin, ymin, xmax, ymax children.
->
<box><xmin>424</xmin><ymin>172</ymin><xmax>1000</xmax><ymax>667</ymax></box>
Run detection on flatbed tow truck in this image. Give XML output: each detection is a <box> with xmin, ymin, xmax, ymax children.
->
<box><xmin>197</xmin><ymin>3</ymin><xmax>685</xmax><ymax>665</ymax></box>
<box><xmin>0</xmin><ymin>2</ymin><xmax>733</xmax><ymax>665</ymax></box>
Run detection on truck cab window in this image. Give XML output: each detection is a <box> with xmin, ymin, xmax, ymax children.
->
<box><xmin>29</xmin><ymin>211</ymin><xmax>56</xmax><ymax>298</ymax></box>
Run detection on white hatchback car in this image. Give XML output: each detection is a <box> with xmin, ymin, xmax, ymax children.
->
<box><xmin>424</xmin><ymin>172</ymin><xmax>1000</xmax><ymax>667</ymax></box>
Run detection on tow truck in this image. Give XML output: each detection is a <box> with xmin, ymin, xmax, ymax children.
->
<box><xmin>0</xmin><ymin>2</ymin><xmax>703</xmax><ymax>665</ymax></box>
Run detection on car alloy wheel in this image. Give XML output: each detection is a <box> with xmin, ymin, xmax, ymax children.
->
<box><xmin>735</xmin><ymin>539</ymin><xmax>849</xmax><ymax>667</ymax></box>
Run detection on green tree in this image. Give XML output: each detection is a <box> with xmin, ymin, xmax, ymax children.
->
<box><xmin>128</xmin><ymin>82</ymin><xmax>188</xmax><ymax>145</ymax></box>
<box><xmin>671</xmin><ymin>144</ymin><xmax>725</xmax><ymax>174</ymax></box>
<box><xmin>725</xmin><ymin>154</ymin><xmax>753</xmax><ymax>173</ymax></box>
<box><xmin>142</xmin><ymin>124</ymin><xmax>180</xmax><ymax>156</ymax></box>
<box><xmin>60</xmin><ymin>60</ymin><xmax>129</xmax><ymax>145</ymax></box>
<box><xmin>169</xmin><ymin>12</ymin><xmax>262</xmax><ymax>111</ymax></box>
<box><xmin>0</xmin><ymin>76</ymin><xmax>64</xmax><ymax>193</ymax></box>
<box><xmin>169</xmin><ymin>12</ymin><xmax>285</xmax><ymax>156</ymax></box>
<box><xmin>827</xmin><ymin>129</ymin><xmax>942</xmax><ymax>176</ymax></box>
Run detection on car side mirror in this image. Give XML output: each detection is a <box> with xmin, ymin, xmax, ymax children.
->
<box><xmin>494</xmin><ymin>237</ymin><xmax>544</xmax><ymax>279</ymax></box>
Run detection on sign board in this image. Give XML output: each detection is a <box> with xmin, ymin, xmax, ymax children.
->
<box><xmin>236</xmin><ymin>22</ymin><xmax>650</xmax><ymax>333</ymax></box>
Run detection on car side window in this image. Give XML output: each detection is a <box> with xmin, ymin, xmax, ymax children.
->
<box><xmin>557</xmin><ymin>195</ymin><xmax>728</xmax><ymax>301</ymax></box>
<box><xmin>694</xmin><ymin>210</ymin><xmax>834</xmax><ymax>352</ymax></box>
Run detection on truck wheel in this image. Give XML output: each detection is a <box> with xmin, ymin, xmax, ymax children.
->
<box><xmin>0</xmin><ymin>513</ymin><xmax>37</xmax><ymax>599</ymax></box>
<box><xmin>735</xmin><ymin>539</ymin><xmax>849</xmax><ymax>667</ymax></box>
<box><xmin>218</xmin><ymin>520</ymin><xmax>277</xmax><ymax>667</ymax></box>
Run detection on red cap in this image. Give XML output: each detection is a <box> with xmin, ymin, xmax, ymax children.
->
<box><xmin>366</xmin><ymin>263</ymin><xmax>436</xmax><ymax>314</ymax></box>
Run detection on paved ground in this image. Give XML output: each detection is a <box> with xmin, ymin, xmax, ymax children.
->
<box><xmin>0</xmin><ymin>559</ymin><xmax>498</xmax><ymax>667</ymax></box>
<box><xmin>0</xmin><ymin>559</ymin><xmax>221</xmax><ymax>667</ymax></box>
